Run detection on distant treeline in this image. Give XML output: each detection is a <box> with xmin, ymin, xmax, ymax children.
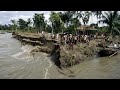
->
<box><xmin>0</xmin><ymin>11</ymin><xmax>120</xmax><ymax>35</ymax></box>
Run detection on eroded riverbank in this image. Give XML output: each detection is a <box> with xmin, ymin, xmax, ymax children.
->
<box><xmin>0</xmin><ymin>33</ymin><xmax>67</xmax><ymax>79</ymax></box>
<box><xmin>12</xmin><ymin>32</ymin><xmax>101</xmax><ymax>68</ymax></box>
<box><xmin>0</xmin><ymin>33</ymin><xmax>120</xmax><ymax>79</ymax></box>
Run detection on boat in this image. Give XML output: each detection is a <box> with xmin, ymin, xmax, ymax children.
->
<box><xmin>98</xmin><ymin>48</ymin><xmax>118</xmax><ymax>57</ymax></box>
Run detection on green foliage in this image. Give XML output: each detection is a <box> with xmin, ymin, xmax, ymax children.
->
<box><xmin>70</xmin><ymin>18</ymin><xmax>81</xmax><ymax>32</ymax></box>
<box><xmin>65</xmin><ymin>25</ymin><xmax>75</xmax><ymax>34</ymax></box>
<box><xmin>33</xmin><ymin>13</ymin><xmax>46</xmax><ymax>33</ymax></box>
<box><xmin>27</xmin><ymin>18</ymin><xmax>32</xmax><ymax>31</ymax></box>
<box><xmin>0</xmin><ymin>24</ymin><xmax>12</xmax><ymax>30</ymax></box>
<box><xmin>82</xmin><ymin>11</ymin><xmax>92</xmax><ymax>25</ymax></box>
<box><xmin>11</xmin><ymin>20</ymin><xmax>18</xmax><ymax>31</ymax></box>
<box><xmin>18</xmin><ymin>19</ymin><xmax>27</xmax><ymax>30</ymax></box>
<box><xmin>98</xmin><ymin>27</ymin><xmax>109</xmax><ymax>34</ymax></box>
<box><xmin>45</xmin><ymin>24</ymin><xmax>52</xmax><ymax>33</ymax></box>
<box><xmin>49</xmin><ymin>12</ymin><xmax>64</xmax><ymax>33</ymax></box>
<box><xmin>99</xmin><ymin>11</ymin><xmax>119</xmax><ymax>35</ymax></box>
<box><xmin>0</xmin><ymin>11</ymin><xmax>120</xmax><ymax>35</ymax></box>
<box><xmin>92</xmin><ymin>11</ymin><xmax>102</xmax><ymax>19</ymax></box>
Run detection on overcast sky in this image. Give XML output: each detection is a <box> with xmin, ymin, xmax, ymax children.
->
<box><xmin>0</xmin><ymin>11</ymin><xmax>104</xmax><ymax>27</ymax></box>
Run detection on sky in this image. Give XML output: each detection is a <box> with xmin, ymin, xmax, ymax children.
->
<box><xmin>0</xmin><ymin>11</ymin><xmax>104</xmax><ymax>27</ymax></box>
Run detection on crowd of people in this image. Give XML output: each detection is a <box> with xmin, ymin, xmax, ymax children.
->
<box><xmin>40</xmin><ymin>31</ymin><xmax>120</xmax><ymax>50</ymax></box>
<box><xmin>51</xmin><ymin>33</ymin><xmax>101</xmax><ymax>50</ymax></box>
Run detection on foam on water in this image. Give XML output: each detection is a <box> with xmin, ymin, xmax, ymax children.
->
<box><xmin>11</xmin><ymin>45</ymin><xmax>34</xmax><ymax>60</ymax></box>
<box><xmin>44</xmin><ymin>57</ymin><xmax>53</xmax><ymax>79</ymax></box>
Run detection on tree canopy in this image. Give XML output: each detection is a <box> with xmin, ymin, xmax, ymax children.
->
<box><xmin>0</xmin><ymin>11</ymin><xmax>120</xmax><ymax>35</ymax></box>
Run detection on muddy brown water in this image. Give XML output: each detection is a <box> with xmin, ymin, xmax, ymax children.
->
<box><xmin>0</xmin><ymin>33</ymin><xmax>120</xmax><ymax>79</ymax></box>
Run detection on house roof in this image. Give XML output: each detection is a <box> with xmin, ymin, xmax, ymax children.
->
<box><xmin>77</xmin><ymin>25</ymin><xmax>97</xmax><ymax>31</ymax></box>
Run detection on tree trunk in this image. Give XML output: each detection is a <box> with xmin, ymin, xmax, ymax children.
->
<box><xmin>15</xmin><ymin>26</ymin><xmax>16</xmax><ymax>32</ymax></box>
<box><xmin>28</xmin><ymin>26</ymin><xmax>29</xmax><ymax>32</ymax></box>
<box><xmin>62</xmin><ymin>29</ymin><xmax>63</xmax><ymax>34</ymax></box>
<box><xmin>114</xmin><ymin>27</ymin><xmax>120</xmax><ymax>35</ymax></box>
<box><xmin>52</xmin><ymin>28</ymin><xmax>53</xmax><ymax>36</ymax></box>
<box><xmin>110</xmin><ymin>26</ymin><xmax>112</xmax><ymax>35</ymax></box>
<box><xmin>109</xmin><ymin>24</ymin><xmax>113</xmax><ymax>35</ymax></box>
<box><xmin>39</xmin><ymin>26</ymin><xmax>41</xmax><ymax>33</ymax></box>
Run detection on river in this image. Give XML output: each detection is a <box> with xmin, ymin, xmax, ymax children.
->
<box><xmin>0</xmin><ymin>33</ymin><xmax>120</xmax><ymax>79</ymax></box>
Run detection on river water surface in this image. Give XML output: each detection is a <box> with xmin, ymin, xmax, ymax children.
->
<box><xmin>0</xmin><ymin>33</ymin><xmax>120</xmax><ymax>79</ymax></box>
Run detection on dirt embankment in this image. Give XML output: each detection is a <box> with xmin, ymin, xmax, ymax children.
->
<box><xmin>12</xmin><ymin>32</ymin><xmax>99</xmax><ymax>68</ymax></box>
<box><xmin>59</xmin><ymin>40</ymin><xmax>99</xmax><ymax>68</ymax></box>
<box><xmin>12</xmin><ymin>32</ymin><xmax>61</xmax><ymax>66</ymax></box>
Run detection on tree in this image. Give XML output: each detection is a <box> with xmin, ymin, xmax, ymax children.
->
<box><xmin>18</xmin><ymin>19</ymin><xmax>27</xmax><ymax>31</ymax></box>
<box><xmin>70</xmin><ymin>17</ymin><xmax>81</xmax><ymax>34</ymax></box>
<box><xmin>82</xmin><ymin>11</ymin><xmax>92</xmax><ymax>25</ymax></box>
<box><xmin>33</xmin><ymin>13</ymin><xmax>46</xmax><ymax>33</ymax></box>
<box><xmin>49</xmin><ymin>12</ymin><xmax>64</xmax><ymax>34</ymax></box>
<box><xmin>99</xmin><ymin>11</ymin><xmax>119</xmax><ymax>35</ymax></box>
<box><xmin>58</xmin><ymin>11</ymin><xmax>82</xmax><ymax>34</ymax></box>
<box><xmin>58</xmin><ymin>11</ymin><xmax>75</xmax><ymax>28</ymax></box>
<box><xmin>8</xmin><ymin>24</ymin><xmax>12</xmax><ymax>30</ymax></box>
<box><xmin>27</xmin><ymin>18</ymin><xmax>32</xmax><ymax>31</ymax></box>
<box><xmin>0</xmin><ymin>24</ymin><xmax>12</xmax><ymax>30</ymax></box>
<box><xmin>0</xmin><ymin>24</ymin><xmax>3</xmax><ymax>30</ymax></box>
<box><xmin>92</xmin><ymin>11</ymin><xmax>103</xmax><ymax>27</ymax></box>
<box><xmin>112</xmin><ymin>15</ymin><xmax>120</xmax><ymax>35</ymax></box>
<box><xmin>76</xmin><ymin>11</ymin><xmax>83</xmax><ymax>19</ymax></box>
<box><xmin>45</xmin><ymin>24</ymin><xmax>52</xmax><ymax>33</ymax></box>
<box><xmin>11</xmin><ymin>20</ymin><xmax>18</xmax><ymax>31</ymax></box>
<box><xmin>92</xmin><ymin>11</ymin><xmax>102</xmax><ymax>19</ymax></box>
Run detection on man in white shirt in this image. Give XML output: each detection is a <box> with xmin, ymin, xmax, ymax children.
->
<box><xmin>84</xmin><ymin>35</ymin><xmax>87</xmax><ymax>42</ymax></box>
<box><xmin>114</xmin><ymin>43</ymin><xmax>117</xmax><ymax>48</ymax></box>
<box><xmin>64</xmin><ymin>34</ymin><xmax>67</xmax><ymax>45</ymax></box>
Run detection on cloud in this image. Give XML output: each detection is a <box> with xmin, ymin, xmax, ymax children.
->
<box><xmin>0</xmin><ymin>11</ymin><xmax>50</xmax><ymax>25</ymax></box>
<box><xmin>0</xmin><ymin>11</ymin><xmax>108</xmax><ymax>27</ymax></box>
<box><xmin>9</xmin><ymin>15</ymin><xmax>32</xmax><ymax>21</ymax></box>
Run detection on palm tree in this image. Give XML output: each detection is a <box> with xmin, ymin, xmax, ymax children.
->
<box><xmin>58</xmin><ymin>11</ymin><xmax>75</xmax><ymax>28</ymax></box>
<box><xmin>82</xmin><ymin>11</ymin><xmax>92</xmax><ymax>25</ymax></box>
<box><xmin>92</xmin><ymin>11</ymin><xmax>103</xmax><ymax>27</ymax></box>
<box><xmin>76</xmin><ymin>11</ymin><xmax>83</xmax><ymax>19</ymax></box>
<box><xmin>112</xmin><ymin>15</ymin><xmax>120</xmax><ymax>35</ymax></box>
<box><xmin>92</xmin><ymin>11</ymin><xmax>102</xmax><ymax>19</ymax></box>
<box><xmin>99</xmin><ymin>11</ymin><xmax>119</xmax><ymax>35</ymax></box>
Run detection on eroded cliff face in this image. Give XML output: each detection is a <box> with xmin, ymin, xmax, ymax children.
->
<box><xmin>12</xmin><ymin>32</ymin><xmax>99</xmax><ymax>68</ymax></box>
<box><xmin>59</xmin><ymin>41</ymin><xmax>98</xmax><ymax>68</ymax></box>
<box><xmin>12</xmin><ymin>32</ymin><xmax>61</xmax><ymax>67</ymax></box>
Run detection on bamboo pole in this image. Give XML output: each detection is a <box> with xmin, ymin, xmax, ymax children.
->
<box><xmin>109</xmin><ymin>49</ymin><xmax>120</xmax><ymax>57</ymax></box>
